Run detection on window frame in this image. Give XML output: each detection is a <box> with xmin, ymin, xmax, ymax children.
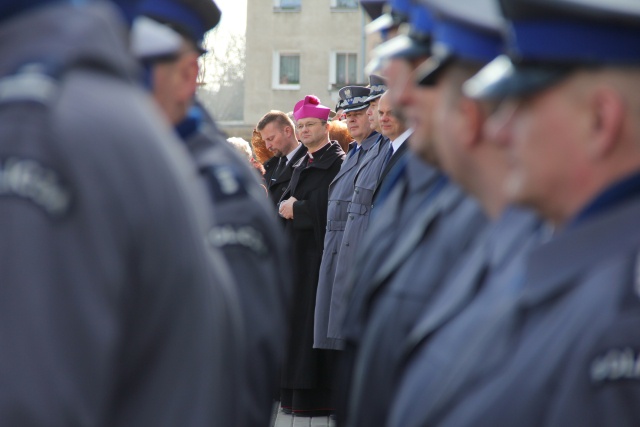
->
<box><xmin>273</xmin><ymin>51</ymin><xmax>301</xmax><ymax>90</ymax></box>
<box><xmin>329</xmin><ymin>51</ymin><xmax>358</xmax><ymax>88</ymax></box>
<box><xmin>274</xmin><ymin>0</ymin><xmax>301</xmax><ymax>12</ymax></box>
<box><xmin>330</xmin><ymin>0</ymin><xmax>358</xmax><ymax>10</ymax></box>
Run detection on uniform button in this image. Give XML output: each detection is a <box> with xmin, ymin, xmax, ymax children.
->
<box><xmin>345</xmin><ymin>242</ymin><xmax>350</xmax><ymax>247</ymax></box>
<box><xmin>336</xmin><ymin>201</ymin><xmax>340</xmax><ymax>206</ymax></box>
<box><xmin>355</xmin><ymin>188</ymin><xmax>359</xmax><ymax>193</ymax></box>
<box><xmin>349</xmin><ymin>215</ymin><xmax>354</xmax><ymax>220</ymax></box>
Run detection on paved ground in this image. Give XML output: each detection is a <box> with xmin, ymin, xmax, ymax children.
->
<box><xmin>271</xmin><ymin>404</ymin><xmax>336</xmax><ymax>427</ymax></box>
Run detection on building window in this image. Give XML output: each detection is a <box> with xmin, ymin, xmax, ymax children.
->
<box><xmin>273</xmin><ymin>52</ymin><xmax>300</xmax><ymax>90</ymax></box>
<box><xmin>331</xmin><ymin>0</ymin><xmax>358</xmax><ymax>9</ymax></box>
<box><xmin>330</xmin><ymin>52</ymin><xmax>357</xmax><ymax>87</ymax></box>
<box><xmin>274</xmin><ymin>0</ymin><xmax>301</xmax><ymax>11</ymax></box>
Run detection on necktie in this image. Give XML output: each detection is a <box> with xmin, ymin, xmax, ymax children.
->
<box><xmin>381</xmin><ymin>142</ymin><xmax>394</xmax><ymax>170</ymax></box>
<box><xmin>273</xmin><ymin>156</ymin><xmax>287</xmax><ymax>179</ymax></box>
<box><xmin>348</xmin><ymin>145</ymin><xmax>360</xmax><ymax>159</ymax></box>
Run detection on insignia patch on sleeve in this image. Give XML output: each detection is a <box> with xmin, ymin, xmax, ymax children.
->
<box><xmin>200</xmin><ymin>164</ymin><xmax>248</xmax><ymax>202</ymax></box>
<box><xmin>590</xmin><ymin>347</ymin><xmax>640</xmax><ymax>383</ymax></box>
<box><xmin>207</xmin><ymin>225</ymin><xmax>267</xmax><ymax>256</ymax></box>
<box><xmin>0</xmin><ymin>157</ymin><xmax>72</xmax><ymax>216</ymax></box>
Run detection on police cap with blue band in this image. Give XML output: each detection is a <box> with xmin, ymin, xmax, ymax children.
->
<box><xmin>137</xmin><ymin>0</ymin><xmax>221</xmax><ymax>55</ymax></box>
<box><xmin>339</xmin><ymin>86</ymin><xmax>372</xmax><ymax>113</ymax></box>
<box><xmin>373</xmin><ymin>4</ymin><xmax>434</xmax><ymax>62</ymax></box>
<box><xmin>463</xmin><ymin>0</ymin><xmax>640</xmax><ymax>100</ymax></box>
<box><xmin>1</xmin><ymin>0</ymin><xmax>142</xmax><ymax>24</ymax></box>
<box><xmin>366</xmin><ymin>74</ymin><xmax>387</xmax><ymax>102</ymax></box>
<box><xmin>416</xmin><ymin>0</ymin><xmax>503</xmax><ymax>87</ymax></box>
<box><xmin>366</xmin><ymin>0</ymin><xmax>412</xmax><ymax>36</ymax></box>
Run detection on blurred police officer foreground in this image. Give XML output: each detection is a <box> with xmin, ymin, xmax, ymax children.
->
<box><xmin>0</xmin><ymin>0</ymin><xmax>244</xmax><ymax>425</ymax></box>
<box><xmin>381</xmin><ymin>0</ymin><xmax>640</xmax><ymax>426</ymax></box>
<box><xmin>132</xmin><ymin>0</ymin><xmax>294</xmax><ymax>425</ymax></box>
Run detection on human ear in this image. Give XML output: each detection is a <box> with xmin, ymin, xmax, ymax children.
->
<box><xmin>589</xmin><ymin>85</ymin><xmax>624</xmax><ymax>158</ymax></box>
<box><xmin>457</xmin><ymin>97</ymin><xmax>484</xmax><ymax>149</ymax></box>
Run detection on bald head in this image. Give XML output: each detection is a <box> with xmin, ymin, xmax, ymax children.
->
<box><xmin>378</xmin><ymin>92</ymin><xmax>407</xmax><ymax>141</ymax></box>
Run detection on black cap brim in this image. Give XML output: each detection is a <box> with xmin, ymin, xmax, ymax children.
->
<box><xmin>463</xmin><ymin>55</ymin><xmax>573</xmax><ymax>100</ymax></box>
<box><xmin>343</xmin><ymin>103</ymin><xmax>370</xmax><ymax>113</ymax></box>
<box><xmin>366</xmin><ymin>13</ymin><xmax>394</xmax><ymax>34</ymax></box>
<box><xmin>416</xmin><ymin>51</ymin><xmax>454</xmax><ymax>86</ymax></box>
<box><xmin>365</xmin><ymin>93</ymin><xmax>384</xmax><ymax>102</ymax></box>
<box><xmin>374</xmin><ymin>34</ymin><xmax>431</xmax><ymax>61</ymax></box>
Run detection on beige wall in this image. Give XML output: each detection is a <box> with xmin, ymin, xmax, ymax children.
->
<box><xmin>244</xmin><ymin>0</ymin><xmax>373</xmax><ymax>127</ymax></box>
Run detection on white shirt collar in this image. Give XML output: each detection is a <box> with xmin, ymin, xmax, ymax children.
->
<box><xmin>285</xmin><ymin>143</ymin><xmax>302</xmax><ymax>164</ymax></box>
<box><xmin>391</xmin><ymin>128</ymin><xmax>413</xmax><ymax>153</ymax></box>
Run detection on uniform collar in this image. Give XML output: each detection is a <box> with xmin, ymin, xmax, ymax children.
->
<box><xmin>521</xmin><ymin>197</ymin><xmax>640</xmax><ymax>308</ymax></box>
<box><xmin>360</xmin><ymin>130</ymin><xmax>380</xmax><ymax>151</ymax></box>
<box><xmin>569</xmin><ymin>171</ymin><xmax>640</xmax><ymax>228</ymax></box>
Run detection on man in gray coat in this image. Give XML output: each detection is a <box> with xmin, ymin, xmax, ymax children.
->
<box><xmin>0</xmin><ymin>0</ymin><xmax>243</xmax><ymax>425</ymax></box>
<box><xmin>326</xmin><ymin>79</ymin><xmax>393</xmax><ymax>345</ymax></box>
<box><xmin>314</xmin><ymin>85</ymin><xmax>379</xmax><ymax>351</ymax></box>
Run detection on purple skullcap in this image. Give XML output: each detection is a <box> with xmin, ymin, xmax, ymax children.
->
<box><xmin>293</xmin><ymin>95</ymin><xmax>331</xmax><ymax>121</ymax></box>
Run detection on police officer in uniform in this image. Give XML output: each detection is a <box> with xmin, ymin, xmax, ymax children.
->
<box><xmin>394</xmin><ymin>0</ymin><xmax>640</xmax><ymax>426</ymax></box>
<box><xmin>340</xmin><ymin>6</ymin><xmax>489</xmax><ymax>427</ymax></box>
<box><xmin>327</xmin><ymin>75</ymin><xmax>392</xmax><ymax>345</ymax></box>
<box><xmin>384</xmin><ymin>2</ymin><xmax>546</xmax><ymax>427</ymax></box>
<box><xmin>314</xmin><ymin>85</ymin><xmax>379</xmax><ymax>351</ymax></box>
<box><xmin>133</xmin><ymin>1</ymin><xmax>293</xmax><ymax>425</ymax></box>
<box><xmin>0</xmin><ymin>0</ymin><xmax>243</xmax><ymax>425</ymax></box>
<box><xmin>334</xmin><ymin>6</ymin><xmax>443</xmax><ymax>424</ymax></box>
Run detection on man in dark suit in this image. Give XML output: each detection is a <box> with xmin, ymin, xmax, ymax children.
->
<box><xmin>258</xmin><ymin>110</ymin><xmax>307</xmax><ymax>208</ymax></box>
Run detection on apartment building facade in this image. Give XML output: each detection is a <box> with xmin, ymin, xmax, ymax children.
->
<box><xmin>244</xmin><ymin>0</ymin><xmax>378</xmax><ymax>126</ymax></box>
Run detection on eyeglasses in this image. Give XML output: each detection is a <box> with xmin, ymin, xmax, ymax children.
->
<box><xmin>296</xmin><ymin>121</ymin><xmax>326</xmax><ymax>131</ymax></box>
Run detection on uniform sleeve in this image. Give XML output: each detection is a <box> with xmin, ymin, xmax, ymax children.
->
<box><xmin>545</xmin><ymin>313</ymin><xmax>640</xmax><ymax>427</ymax></box>
<box><xmin>0</xmin><ymin>68</ymin><xmax>243</xmax><ymax>427</ymax></box>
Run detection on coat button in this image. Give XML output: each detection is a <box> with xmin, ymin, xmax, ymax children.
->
<box><xmin>336</xmin><ymin>201</ymin><xmax>340</xmax><ymax>205</ymax></box>
<box><xmin>349</xmin><ymin>215</ymin><xmax>354</xmax><ymax>220</ymax></box>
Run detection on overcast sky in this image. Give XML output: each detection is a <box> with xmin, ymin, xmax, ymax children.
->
<box><xmin>203</xmin><ymin>0</ymin><xmax>247</xmax><ymax>55</ymax></box>
<box><xmin>216</xmin><ymin>0</ymin><xmax>247</xmax><ymax>35</ymax></box>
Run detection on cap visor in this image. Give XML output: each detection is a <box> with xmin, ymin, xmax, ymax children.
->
<box><xmin>365</xmin><ymin>93</ymin><xmax>383</xmax><ymax>102</ymax></box>
<box><xmin>374</xmin><ymin>35</ymin><xmax>431</xmax><ymax>61</ymax></box>
<box><xmin>463</xmin><ymin>55</ymin><xmax>572</xmax><ymax>100</ymax></box>
<box><xmin>366</xmin><ymin>13</ymin><xmax>394</xmax><ymax>35</ymax></box>
<box><xmin>131</xmin><ymin>16</ymin><xmax>183</xmax><ymax>60</ymax></box>
<box><xmin>343</xmin><ymin>103</ymin><xmax>370</xmax><ymax>113</ymax></box>
<box><xmin>416</xmin><ymin>52</ymin><xmax>454</xmax><ymax>86</ymax></box>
